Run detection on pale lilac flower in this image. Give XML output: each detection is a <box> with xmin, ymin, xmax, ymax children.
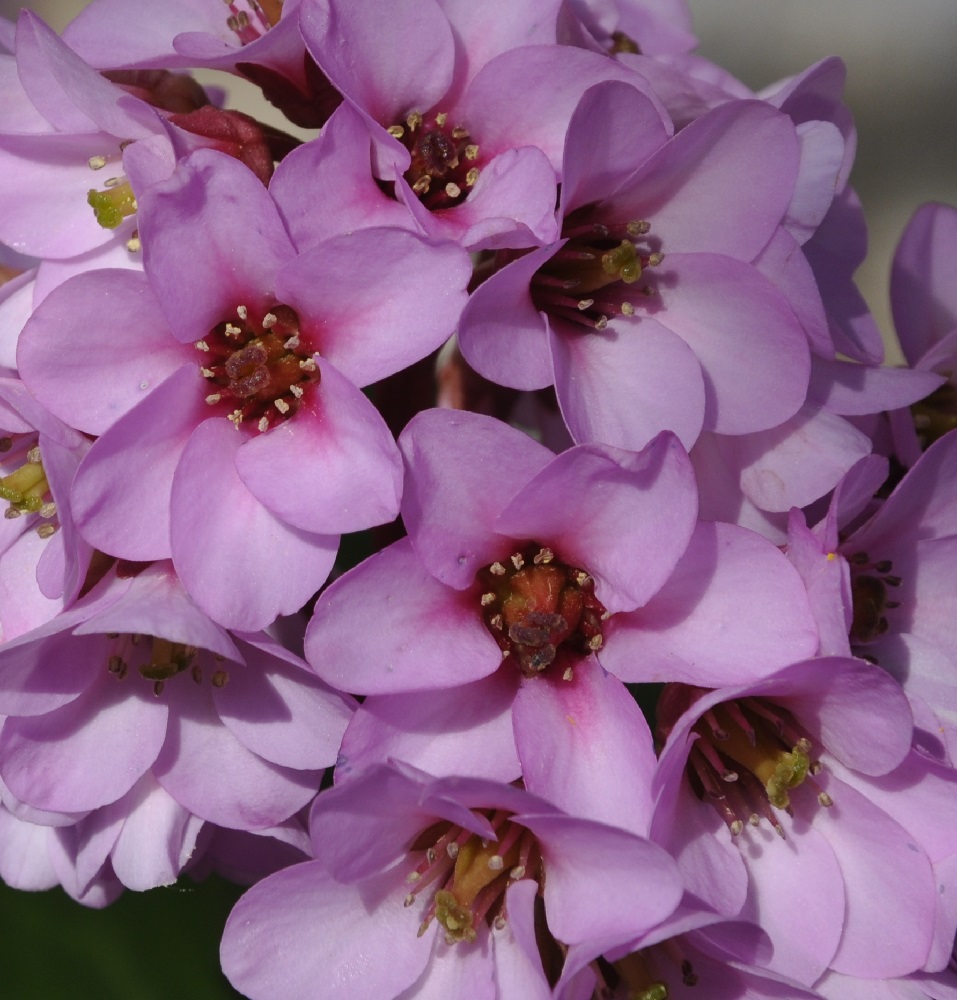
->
<box><xmin>0</xmin><ymin>13</ymin><xmax>191</xmax><ymax>262</ymax></box>
<box><xmin>0</xmin><ymin>561</ymin><xmax>354</xmax><ymax>832</ymax></box>
<box><xmin>220</xmin><ymin>761</ymin><xmax>684</xmax><ymax>999</ymax></box>
<box><xmin>458</xmin><ymin>81</ymin><xmax>812</xmax><ymax>453</ymax></box>
<box><xmin>309</xmin><ymin>408</ymin><xmax>816</xmax><ymax>780</ymax></box>
<box><xmin>299</xmin><ymin>0</ymin><xmax>668</xmax><ymax>249</ymax></box>
<box><xmin>18</xmin><ymin>148</ymin><xmax>470</xmax><ymax>629</ymax></box>
<box><xmin>0</xmin><ymin>375</ymin><xmax>92</xmax><ymax>639</ymax></box>
<box><xmin>653</xmin><ymin>658</ymin><xmax>944</xmax><ymax>984</ymax></box>
<box><xmin>786</xmin><ymin>430</ymin><xmax>957</xmax><ymax>758</ymax></box>
<box><xmin>888</xmin><ymin>202</ymin><xmax>957</xmax><ymax>465</ymax></box>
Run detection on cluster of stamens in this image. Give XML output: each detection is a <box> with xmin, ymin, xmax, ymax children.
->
<box><xmin>679</xmin><ymin>694</ymin><xmax>832</xmax><ymax>839</ymax></box>
<box><xmin>223</xmin><ymin>0</ymin><xmax>283</xmax><ymax>45</ymax></box>
<box><xmin>106</xmin><ymin>634</ymin><xmax>230</xmax><ymax>697</ymax></box>
<box><xmin>846</xmin><ymin>551</ymin><xmax>902</xmax><ymax>646</ymax></box>
<box><xmin>387</xmin><ymin>110</ymin><xmax>481</xmax><ymax>210</ymax></box>
<box><xmin>0</xmin><ymin>438</ymin><xmax>58</xmax><ymax>539</ymax></box>
<box><xmin>404</xmin><ymin>810</ymin><xmax>540</xmax><ymax>945</ymax></box>
<box><xmin>531</xmin><ymin>216</ymin><xmax>664</xmax><ymax>331</ymax></box>
<box><xmin>476</xmin><ymin>542</ymin><xmax>608</xmax><ymax>679</ymax></box>
<box><xmin>196</xmin><ymin>303</ymin><xmax>320</xmax><ymax>432</ymax></box>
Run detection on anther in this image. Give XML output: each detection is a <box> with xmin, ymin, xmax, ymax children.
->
<box><xmin>153</xmin><ymin>680</ymin><xmax>165</xmax><ymax>697</ymax></box>
<box><xmin>126</xmin><ymin>234</ymin><xmax>141</xmax><ymax>253</ymax></box>
<box><xmin>489</xmin><ymin>562</ymin><xmax>506</xmax><ymax>576</ymax></box>
<box><xmin>446</xmin><ymin>842</ymin><xmax>459</xmax><ymax>859</ymax></box>
<box><xmin>274</xmin><ymin>399</ymin><xmax>290</xmax><ymax>414</ymax></box>
<box><xmin>212</xmin><ymin>670</ymin><xmax>229</xmax><ymax>687</ymax></box>
<box><xmin>509</xmin><ymin>865</ymin><xmax>525</xmax><ymax>880</ymax></box>
<box><xmin>36</xmin><ymin>523</ymin><xmax>56</xmax><ymax>539</ymax></box>
<box><xmin>195</xmin><ymin>340</ymin><xmax>210</xmax><ymax>352</ymax></box>
<box><xmin>577</xmin><ymin>298</ymin><xmax>594</xmax><ymax>311</ymax></box>
<box><xmin>299</xmin><ymin>358</ymin><xmax>317</xmax><ymax>372</ymax></box>
<box><xmin>88</xmin><ymin>155</ymin><xmax>107</xmax><ymax>170</ymax></box>
<box><xmin>481</xmin><ymin>592</ymin><xmax>496</xmax><ymax>606</ymax></box>
<box><xmin>258</xmin><ymin>416</ymin><xmax>269</xmax><ymax>432</ymax></box>
<box><xmin>387</xmin><ymin>125</ymin><xmax>405</xmax><ymax>139</ymax></box>
<box><xmin>262</xmin><ymin>312</ymin><xmax>277</xmax><ymax>329</ymax></box>
<box><xmin>818</xmin><ymin>792</ymin><xmax>833</xmax><ymax>807</ymax></box>
<box><xmin>434</xmin><ymin>112</ymin><xmax>448</xmax><ymax>126</ymax></box>
<box><xmin>510</xmin><ymin>552</ymin><xmax>524</xmax><ymax>570</ymax></box>
<box><xmin>407</xmin><ymin>111</ymin><xmax>423</xmax><ymax>130</ymax></box>
<box><xmin>562</xmin><ymin>666</ymin><xmax>574</xmax><ymax>681</ymax></box>
<box><xmin>487</xmin><ymin>855</ymin><xmax>504</xmax><ymax>871</ymax></box>
<box><xmin>224</xmin><ymin>323</ymin><xmax>241</xmax><ymax>337</ymax></box>
<box><xmin>236</xmin><ymin>305</ymin><xmax>248</xmax><ymax>320</ymax></box>
<box><xmin>205</xmin><ymin>394</ymin><xmax>222</xmax><ymax>405</ymax></box>
<box><xmin>283</xmin><ymin>336</ymin><xmax>300</xmax><ymax>349</ymax></box>
<box><xmin>533</xmin><ymin>548</ymin><xmax>554</xmax><ymax>564</ymax></box>
<box><xmin>465</xmin><ymin>168</ymin><xmax>479</xmax><ymax>186</ymax></box>
<box><xmin>290</xmin><ymin>385</ymin><xmax>304</xmax><ymax>398</ymax></box>
<box><xmin>445</xmin><ymin>182</ymin><xmax>461</xmax><ymax>199</ymax></box>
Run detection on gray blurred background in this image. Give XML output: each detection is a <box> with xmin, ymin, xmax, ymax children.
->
<box><xmin>3</xmin><ymin>0</ymin><xmax>956</xmax><ymax>356</ymax></box>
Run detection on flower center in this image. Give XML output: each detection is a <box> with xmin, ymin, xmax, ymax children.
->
<box><xmin>105</xmin><ymin>633</ymin><xmax>230</xmax><ymax>697</ymax></box>
<box><xmin>224</xmin><ymin>0</ymin><xmax>282</xmax><ymax>45</ymax></box>
<box><xmin>847</xmin><ymin>551</ymin><xmax>902</xmax><ymax>646</ymax></box>
<box><xmin>591</xmin><ymin>945</ymin><xmax>701</xmax><ymax>1000</ymax></box>
<box><xmin>196</xmin><ymin>303</ymin><xmax>320</xmax><ymax>432</ymax></box>
<box><xmin>387</xmin><ymin>111</ymin><xmax>481</xmax><ymax>210</ymax></box>
<box><xmin>658</xmin><ymin>685</ymin><xmax>832</xmax><ymax>838</ymax></box>
<box><xmin>0</xmin><ymin>440</ymin><xmax>58</xmax><ymax>538</ymax></box>
<box><xmin>404</xmin><ymin>810</ymin><xmax>540</xmax><ymax>945</ymax></box>
<box><xmin>530</xmin><ymin>213</ymin><xmax>664</xmax><ymax>331</ymax></box>
<box><xmin>476</xmin><ymin>543</ymin><xmax>607</xmax><ymax>679</ymax></box>
<box><xmin>911</xmin><ymin>381</ymin><xmax>957</xmax><ymax>451</ymax></box>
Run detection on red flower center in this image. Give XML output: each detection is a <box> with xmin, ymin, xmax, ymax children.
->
<box><xmin>388</xmin><ymin>111</ymin><xmax>481</xmax><ymax>210</ymax></box>
<box><xmin>476</xmin><ymin>542</ymin><xmax>607</xmax><ymax>678</ymax></box>
<box><xmin>196</xmin><ymin>303</ymin><xmax>321</xmax><ymax>433</ymax></box>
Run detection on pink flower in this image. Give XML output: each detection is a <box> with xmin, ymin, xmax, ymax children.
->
<box><xmin>220</xmin><ymin>761</ymin><xmax>684</xmax><ymax>999</ymax></box>
<box><xmin>18</xmin><ymin>149</ymin><xmax>471</xmax><ymax>629</ymax></box>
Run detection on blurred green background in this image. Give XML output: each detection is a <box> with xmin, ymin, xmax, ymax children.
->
<box><xmin>0</xmin><ymin>876</ymin><xmax>245</xmax><ymax>999</ymax></box>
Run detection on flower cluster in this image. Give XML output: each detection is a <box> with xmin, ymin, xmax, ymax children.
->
<box><xmin>1</xmin><ymin>1</ymin><xmax>956</xmax><ymax>997</ymax></box>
